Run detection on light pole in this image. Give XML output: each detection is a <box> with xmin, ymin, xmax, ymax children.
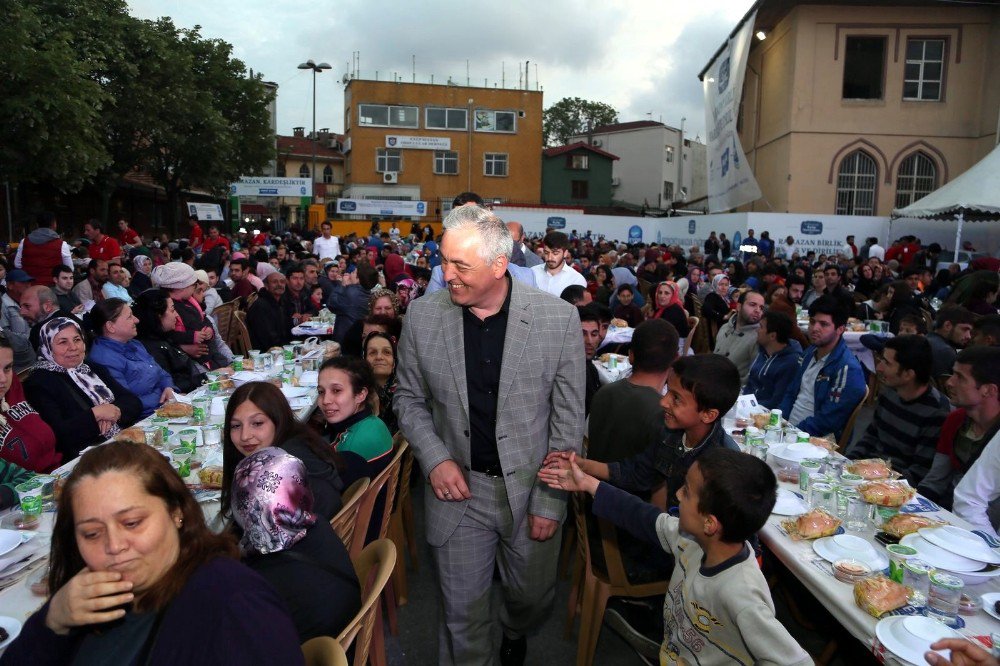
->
<box><xmin>297</xmin><ymin>59</ymin><xmax>331</xmax><ymax>223</ymax></box>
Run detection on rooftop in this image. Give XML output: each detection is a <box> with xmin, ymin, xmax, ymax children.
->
<box><xmin>542</xmin><ymin>141</ymin><xmax>620</xmax><ymax>160</ymax></box>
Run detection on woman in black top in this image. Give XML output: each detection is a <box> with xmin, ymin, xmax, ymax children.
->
<box><xmin>132</xmin><ymin>289</ymin><xmax>205</xmax><ymax>393</ymax></box>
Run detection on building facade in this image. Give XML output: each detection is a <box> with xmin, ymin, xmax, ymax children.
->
<box><xmin>724</xmin><ymin>0</ymin><xmax>1000</xmax><ymax>215</ymax></box>
<box><xmin>570</xmin><ymin>121</ymin><xmax>708</xmax><ymax>213</ymax></box>
<box><xmin>342</xmin><ymin>79</ymin><xmax>543</xmax><ymax>219</ymax></box>
<box><xmin>540</xmin><ymin>142</ymin><xmax>618</xmax><ymax>206</ymax></box>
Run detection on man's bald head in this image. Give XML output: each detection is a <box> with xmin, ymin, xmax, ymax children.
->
<box><xmin>506</xmin><ymin>221</ymin><xmax>524</xmax><ymax>243</ymax></box>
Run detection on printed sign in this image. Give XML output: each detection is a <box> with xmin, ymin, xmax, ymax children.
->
<box><xmin>186</xmin><ymin>202</ymin><xmax>224</xmax><ymax>221</ymax></box>
<box><xmin>546</xmin><ymin>216</ymin><xmax>567</xmax><ymax>229</ymax></box>
<box><xmin>628</xmin><ymin>225</ymin><xmax>643</xmax><ymax>243</ymax></box>
<box><xmin>800</xmin><ymin>220</ymin><xmax>824</xmax><ymax>235</ymax></box>
<box><xmin>335</xmin><ymin>199</ymin><xmax>427</xmax><ymax>217</ymax></box>
<box><xmin>385</xmin><ymin>135</ymin><xmax>451</xmax><ymax>150</ymax></box>
<box><xmin>231</xmin><ymin>177</ymin><xmax>310</xmax><ymax>197</ymax></box>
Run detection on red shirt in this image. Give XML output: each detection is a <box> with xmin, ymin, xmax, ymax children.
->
<box><xmin>201</xmin><ymin>235</ymin><xmax>231</xmax><ymax>254</ymax></box>
<box><xmin>89</xmin><ymin>234</ymin><xmax>122</xmax><ymax>262</ymax></box>
<box><xmin>0</xmin><ymin>374</ymin><xmax>60</xmax><ymax>473</ymax></box>
<box><xmin>118</xmin><ymin>228</ymin><xmax>140</xmax><ymax>246</ymax></box>
<box><xmin>189</xmin><ymin>223</ymin><xmax>204</xmax><ymax>248</ymax></box>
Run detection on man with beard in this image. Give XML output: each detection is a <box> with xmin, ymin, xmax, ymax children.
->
<box><xmin>713</xmin><ymin>290</ymin><xmax>765</xmax><ymax>384</ymax></box>
<box><xmin>926</xmin><ymin>306</ymin><xmax>976</xmax><ymax>381</ymax></box>
<box><xmin>531</xmin><ymin>231</ymin><xmax>586</xmax><ymax>298</ymax></box>
<box><xmin>246</xmin><ymin>272</ymin><xmax>293</xmax><ymax>350</ymax></box>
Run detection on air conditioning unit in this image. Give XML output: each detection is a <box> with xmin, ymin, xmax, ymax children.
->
<box><xmin>592</xmin><ymin>139</ymin><xmax>603</xmax><ymax>147</ymax></box>
<box><xmin>383</xmin><ymin>171</ymin><xmax>398</xmax><ymax>184</ymax></box>
<box><xmin>611</xmin><ymin>177</ymin><xmax>621</xmax><ymax>186</ymax></box>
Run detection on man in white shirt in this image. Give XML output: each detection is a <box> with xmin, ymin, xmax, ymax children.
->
<box><xmin>312</xmin><ymin>221</ymin><xmax>342</xmax><ymax>261</ymax></box>
<box><xmin>868</xmin><ymin>236</ymin><xmax>886</xmax><ymax>261</ymax></box>
<box><xmin>531</xmin><ymin>231</ymin><xmax>586</xmax><ymax>297</ymax></box>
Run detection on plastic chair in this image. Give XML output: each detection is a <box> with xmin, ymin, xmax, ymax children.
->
<box><xmin>682</xmin><ymin>316</ymin><xmax>700</xmax><ymax>356</ymax></box>
<box><xmin>212</xmin><ymin>300</ymin><xmax>236</xmax><ymax>346</ymax></box>
<box><xmin>301</xmin><ymin>636</ymin><xmax>348</xmax><ymax>666</ymax></box>
<box><xmin>836</xmin><ymin>386</ymin><xmax>870</xmax><ymax>453</ymax></box>
<box><xmin>567</xmin><ymin>493</ymin><xmax>669</xmax><ymax>666</ymax></box>
<box><xmin>338</xmin><ymin>539</ymin><xmax>397</xmax><ymax>666</ymax></box>
<box><xmin>331</xmin><ymin>478</ymin><xmax>371</xmax><ymax>551</ymax></box>
<box><xmin>387</xmin><ymin>443</ymin><xmax>418</xmax><ymax>606</ymax></box>
<box><xmin>230</xmin><ymin>310</ymin><xmax>253</xmax><ymax>356</ymax></box>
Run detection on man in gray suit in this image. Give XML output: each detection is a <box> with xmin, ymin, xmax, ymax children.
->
<box><xmin>395</xmin><ymin>205</ymin><xmax>585</xmax><ymax>665</ymax></box>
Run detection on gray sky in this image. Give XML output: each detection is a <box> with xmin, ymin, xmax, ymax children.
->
<box><xmin>128</xmin><ymin>0</ymin><xmax>753</xmax><ymax>142</ymax></box>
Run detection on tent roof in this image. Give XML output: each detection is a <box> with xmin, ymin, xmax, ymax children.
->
<box><xmin>893</xmin><ymin>143</ymin><xmax>1000</xmax><ymax>219</ymax></box>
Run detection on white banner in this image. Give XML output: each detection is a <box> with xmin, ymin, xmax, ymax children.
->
<box><xmin>703</xmin><ymin>11</ymin><xmax>762</xmax><ymax>213</ymax></box>
<box><xmin>385</xmin><ymin>135</ymin><xmax>451</xmax><ymax>150</ymax></box>
<box><xmin>186</xmin><ymin>202</ymin><xmax>224</xmax><ymax>221</ymax></box>
<box><xmin>336</xmin><ymin>199</ymin><xmax>428</xmax><ymax>217</ymax></box>
<box><xmin>230</xmin><ymin>177</ymin><xmax>311</xmax><ymax>197</ymax></box>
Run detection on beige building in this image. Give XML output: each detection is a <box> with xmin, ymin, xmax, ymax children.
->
<box><xmin>714</xmin><ymin>0</ymin><xmax>1000</xmax><ymax>215</ymax></box>
<box><xmin>275</xmin><ymin>129</ymin><xmax>346</xmax><ymax>224</ymax></box>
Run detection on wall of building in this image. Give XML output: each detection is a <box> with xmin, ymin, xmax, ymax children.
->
<box><xmin>343</xmin><ymin>80</ymin><xmax>543</xmax><ymax>216</ymax></box>
<box><xmin>540</xmin><ymin>150</ymin><xmax>614</xmax><ymax>206</ymax></box>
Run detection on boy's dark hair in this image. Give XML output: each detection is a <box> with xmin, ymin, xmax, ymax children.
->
<box><xmin>884</xmin><ymin>335</ymin><xmax>933</xmax><ymax>385</ymax></box>
<box><xmin>786</xmin><ymin>274</ymin><xmax>807</xmax><ymax>289</ymax></box>
<box><xmin>631</xmin><ymin>319</ymin><xmax>679</xmax><ymax>373</ymax></box>
<box><xmin>356</xmin><ymin>263</ymin><xmax>379</xmax><ymax>290</ymax></box>
<box><xmin>762</xmin><ymin>311</ymin><xmax>793</xmax><ymax>345</ymax></box>
<box><xmin>898</xmin><ymin>313</ymin><xmax>927</xmax><ymax>334</ymax></box>
<box><xmin>560</xmin><ymin>285</ymin><xmax>588</xmax><ymax>305</ymax></box>
<box><xmin>808</xmin><ymin>295</ymin><xmax>849</xmax><ymax>328</ymax></box>
<box><xmin>363</xmin><ymin>313</ymin><xmax>402</xmax><ymax>340</ymax></box>
<box><xmin>955</xmin><ymin>346</ymin><xmax>1000</xmax><ymax>388</ymax></box>
<box><xmin>694</xmin><ymin>448</ymin><xmax>777</xmax><ymax>543</ymax></box>
<box><xmin>543</xmin><ymin>231</ymin><xmax>570</xmax><ymax>251</ymax></box>
<box><xmin>972</xmin><ymin>314</ymin><xmax>1000</xmax><ymax>343</ymax></box>
<box><xmin>671</xmin><ymin>354</ymin><xmax>741</xmax><ymax>416</ymax></box>
<box><xmin>616</xmin><ymin>283</ymin><xmax>634</xmax><ymax>296</ymax></box>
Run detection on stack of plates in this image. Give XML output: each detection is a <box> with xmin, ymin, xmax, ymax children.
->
<box><xmin>875</xmin><ymin>616</ymin><xmax>962</xmax><ymax>665</ymax></box>
<box><xmin>0</xmin><ymin>529</ymin><xmax>43</xmax><ymax>582</ymax></box>
<box><xmin>813</xmin><ymin>534</ymin><xmax>889</xmax><ymax>571</ymax></box>
<box><xmin>902</xmin><ymin>526</ymin><xmax>1000</xmax><ymax>585</ymax></box>
<box><xmin>772</xmin><ymin>488</ymin><xmax>808</xmax><ymax>516</ymax></box>
<box><xmin>770</xmin><ymin>442</ymin><xmax>829</xmax><ymax>467</ymax></box>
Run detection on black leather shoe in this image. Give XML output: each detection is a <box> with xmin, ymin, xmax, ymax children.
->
<box><xmin>499</xmin><ymin>635</ymin><xmax>527</xmax><ymax>666</ymax></box>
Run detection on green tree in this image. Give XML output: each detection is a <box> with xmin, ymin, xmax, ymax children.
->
<box><xmin>542</xmin><ymin>97</ymin><xmax>618</xmax><ymax>147</ymax></box>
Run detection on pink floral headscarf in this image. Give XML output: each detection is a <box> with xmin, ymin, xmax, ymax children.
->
<box><xmin>231</xmin><ymin>447</ymin><xmax>316</xmax><ymax>555</ymax></box>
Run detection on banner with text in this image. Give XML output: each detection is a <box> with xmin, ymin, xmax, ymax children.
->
<box><xmin>336</xmin><ymin>199</ymin><xmax>427</xmax><ymax>217</ymax></box>
<box><xmin>231</xmin><ymin>177</ymin><xmax>311</xmax><ymax>197</ymax></box>
<box><xmin>385</xmin><ymin>135</ymin><xmax>451</xmax><ymax>150</ymax></box>
<box><xmin>703</xmin><ymin>11</ymin><xmax>762</xmax><ymax>213</ymax></box>
<box><xmin>186</xmin><ymin>202</ymin><xmax>224</xmax><ymax>221</ymax></box>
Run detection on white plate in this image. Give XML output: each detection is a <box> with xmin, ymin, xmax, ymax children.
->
<box><xmin>0</xmin><ymin>530</ymin><xmax>22</xmax><ymax>558</ymax></box>
<box><xmin>772</xmin><ymin>489</ymin><xmax>808</xmax><ymax>516</ymax></box>
<box><xmin>0</xmin><ymin>615</ymin><xmax>22</xmax><ymax>650</ymax></box>
<box><xmin>900</xmin><ymin>534</ymin><xmax>986</xmax><ymax>573</ymax></box>
<box><xmin>983</xmin><ymin>593</ymin><xmax>1000</xmax><ymax>621</ymax></box>
<box><xmin>280</xmin><ymin>386</ymin><xmax>311</xmax><ymax>399</ymax></box>
<box><xmin>813</xmin><ymin>534</ymin><xmax>889</xmax><ymax>570</ymax></box>
<box><xmin>770</xmin><ymin>442</ymin><xmax>829</xmax><ymax>466</ymax></box>
<box><xmin>231</xmin><ymin>371</ymin><xmax>268</xmax><ymax>387</ymax></box>
<box><xmin>950</xmin><ymin>565</ymin><xmax>1000</xmax><ymax>586</ymax></box>
<box><xmin>875</xmin><ymin>616</ymin><xmax>961</xmax><ymax>666</ymax></box>
<box><xmin>919</xmin><ymin>526</ymin><xmax>1000</xmax><ymax>565</ymax></box>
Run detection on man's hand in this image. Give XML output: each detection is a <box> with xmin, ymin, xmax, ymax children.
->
<box><xmin>541</xmin><ymin>450</ymin><xmax>572</xmax><ymax>470</ymax></box>
<box><xmin>159</xmin><ymin>387</ymin><xmax>175</xmax><ymax>404</ymax></box>
<box><xmin>180</xmin><ymin>343</ymin><xmax>209</xmax><ymax>358</ymax></box>
<box><xmin>528</xmin><ymin>515</ymin><xmax>559</xmax><ymax>542</ymax></box>
<box><xmin>429</xmin><ymin>460</ymin><xmax>471</xmax><ymax>502</ymax></box>
<box><xmin>925</xmin><ymin>640</ymin><xmax>999</xmax><ymax>666</ymax></box>
<box><xmin>537</xmin><ymin>452</ymin><xmax>599</xmax><ymax>495</ymax></box>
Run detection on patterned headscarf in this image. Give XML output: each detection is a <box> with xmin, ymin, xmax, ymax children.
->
<box><xmin>231</xmin><ymin>448</ymin><xmax>316</xmax><ymax>555</ymax></box>
<box><xmin>36</xmin><ymin>317</ymin><xmax>121</xmax><ymax>438</ymax></box>
<box><xmin>133</xmin><ymin>255</ymin><xmax>152</xmax><ymax>275</ymax></box>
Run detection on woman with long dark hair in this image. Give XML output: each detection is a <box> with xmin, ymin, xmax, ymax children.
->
<box><xmin>132</xmin><ymin>288</ymin><xmax>206</xmax><ymax>393</ymax></box>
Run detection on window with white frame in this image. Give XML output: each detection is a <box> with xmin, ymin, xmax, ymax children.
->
<box><xmin>484</xmin><ymin>153</ymin><xmax>508</xmax><ymax>177</ymax></box>
<box><xmin>426</xmin><ymin>107</ymin><xmax>468</xmax><ymax>130</ymax></box>
<box><xmin>835</xmin><ymin>150</ymin><xmax>877</xmax><ymax>215</ymax></box>
<box><xmin>568</xmin><ymin>155</ymin><xmax>589</xmax><ymax>170</ymax></box>
<box><xmin>358</xmin><ymin>104</ymin><xmax>418</xmax><ymax>128</ymax></box>
<box><xmin>376</xmin><ymin>148</ymin><xmax>402</xmax><ymax>173</ymax></box>
<box><xmin>433</xmin><ymin>151</ymin><xmax>459</xmax><ymax>175</ymax></box>
<box><xmin>895</xmin><ymin>152</ymin><xmax>937</xmax><ymax>208</ymax></box>
<box><xmin>474</xmin><ymin>109</ymin><xmax>516</xmax><ymax>133</ymax></box>
<box><xmin>665</xmin><ymin>146</ymin><xmax>675</xmax><ymax>163</ymax></box>
<box><xmin>323</xmin><ymin>165</ymin><xmax>333</xmax><ymax>184</ymax></box>
<box><xmin>904</xmin><ymin>39</ymin><xmax>944</xmax><ymax>101</ymax></box>
<box><xmin>299</xmin><ymin>164</ymin><xmax>310</xmax><ymax>179</ymax></box>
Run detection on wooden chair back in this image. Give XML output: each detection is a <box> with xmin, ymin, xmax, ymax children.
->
<box><xmin>352</xmin><ymin>439</ymin><xmax>408</xmax><ymax>558</ymax></box>
<box><xmin>212</xmin><ymin>300</ymin><xmax>237</xmax><ymax>346</ymax></box>
<box><xmin>301</xmin><ymin>636</ymin><xmax>348</xmax><ymax>666</ymax></box>
<box><xmin>337</xmin><ymin>539</ymin><xmax>396</xmax><ymax>666</ymax></box>
<box><xmin>682</xmin><ymin>316</ymin><xmax>700</xmax><ymax>356</ymax></box>
<box><xmin>230</xmin><ymin>310</ymin><xmax>253</xmax><ymax>356</ymax></box>
<box><xmin>331</xmin><ymin>477</ymin><xmax>371</xmax><ymax>550</ymax></box>
<box><xmin>836</xmin><ymin>386</ymin><xmax>870</xmax><ymax>453</ymax></box>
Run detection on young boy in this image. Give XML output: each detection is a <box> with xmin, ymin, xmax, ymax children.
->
<box><xmin>539</xmin><ymin>448</ymin><xmax>811</xmax><ymax>665</ymax></box>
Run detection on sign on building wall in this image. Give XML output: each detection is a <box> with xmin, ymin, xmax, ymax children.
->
<box><xmin>230</xmin><ymin>177</ymin><xmax>311</xmax><ymax>197</ymax></box>
<box><xmin>703</xmin><ymin>11</ymin><xmax>762</xmax><ymax>213</ymax></box>
<box><xmin>186</xmin><ymin>202</ymin><xmax>224</xmax><ymax>221</ymax></box>
<box><xmin>336</xmin><ymin>199</ymin><xmax>427</xmax><ymax>217</ymax></box>
<box><xmin>385</xmin><ymin>135</ymin><xmax>451</xmax><ymax>150</ymax></box>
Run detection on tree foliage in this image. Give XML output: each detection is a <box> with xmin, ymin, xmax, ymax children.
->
<box><xmin>543</xmin><ymin>97</ymin><xmax>619</xmax><ymax>147</ymax></box>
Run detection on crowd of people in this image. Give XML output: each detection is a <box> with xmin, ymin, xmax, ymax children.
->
<box><xmin>1</xmin><ymin>198</ymin><xmax>999</xmax><ymax>666</ymax></box>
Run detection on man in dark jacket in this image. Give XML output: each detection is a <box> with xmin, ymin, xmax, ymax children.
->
<box><xmin>327</xmin><ymin>263</ymin><xmax>377</xmax><ymax>343</ymax></box>
<box><xmin>247</xmin><ymin>272</ymin><xmax>292</xmax><ymax>350</ymax></box>
<box><xmin>743</xmin><ymin>311</ymin><xmax>803</xmax><ymax>409</ymax></box>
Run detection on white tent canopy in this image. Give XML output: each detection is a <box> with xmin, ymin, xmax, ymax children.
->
<box><xmin>893</xmin><ymin>143</ymin><xmax>1000</xmax><ymax>262</ymax></box>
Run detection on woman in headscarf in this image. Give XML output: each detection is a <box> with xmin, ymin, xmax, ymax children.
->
<box><xmin>231</xmin><ymin>448</ymin><xmax>360</xmax><ymax>643</ymax></box>
<box><xmin>130</xmin><ymin>254</ymin><xmax>153</xmax><ymax>296</ymax></box>
<box><xmin>23</xmin><ymin>317</ymin><xmax>141</xmax><ymax>459</ymax></box>
<box><xmin>363</xmin><ymin>331</ymin><xmax>398</xmax><ymax>435</ymax></box>
<box><xmin>701</xmin><ymin>273</ymin><xmax>734</xmax><ymax>348</ymax></box>
<box><xmin>641</xmin><ymin>281</ymin><xmax>689</xmax><ymax>338</ymax></box>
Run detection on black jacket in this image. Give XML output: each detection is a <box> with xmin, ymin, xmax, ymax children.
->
<box><xmin>138</xmin><ymin>336</ymin><xmax>206</xmax><ymax>393</ymax></box>
<box><xmin>246</xmin><ymin>289</ymin><xmax>292</xmax><ymax>350</ymax></box>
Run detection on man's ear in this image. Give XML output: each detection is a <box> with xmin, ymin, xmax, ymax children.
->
<box><xmin>700</xmin><ymin>408</ymin><xmax>719</xmax><ymax>424</ymax></box>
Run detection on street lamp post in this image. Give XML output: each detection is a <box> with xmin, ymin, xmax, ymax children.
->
<box><xmin>297</xmin><ymin>59</ymin><xmax>331</xmax><ymax>223</ymax></box>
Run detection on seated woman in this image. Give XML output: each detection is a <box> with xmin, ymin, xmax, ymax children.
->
<box><xmin>24</xmin><ymin>318</ymin><xmax>142</xmax><ymax>460</ymax></box>
<box><xmin>232</xmin><ymin>447</ymin><xmax>361</xmax><ymax>642</ymax></box>
<box><xmin>88</xmin><ymin>298</ymin><xmax>177</xmax><ymax>418</ymax></box>
<box><xmin>701</xmin><ymin>273</ymin><xmax>733</xmax><ymax>348</ymax></box>
<box><xmin>318</xmin><ymin>356</ymin><xmax>394</xmax><ymax>543</ymax></box>
<box><xmin>364</xmin><ymin>331</ymin><xmax>398</xmax><ymax>435</ymax></box>
<box><xmin>642</xmin><ymin>281</ymin><xmax>689</xmax><ymax>338</ymax></box>
<box><xmin>152</xmin><ymin>262</ymin><xmax>227</xmax><ymax>368</ymax></box>
<box><xmin>132</xmin><ymin>289</ymin><xmax>206</xmax><ymax>394</ymax></box>
<box><xmin>0</xmin><ymin>440</ymin><xmax>303</xmax><ymax>665</ymax></box>
<box><xmin>0</xmin><ymin>333</ymin><xmax>60</xmax><ymax>473</ymax></box>
<box><xmin>221</xmin><ymin>382</ymin><xmax>344</xmax><ymax>524</ymax></box>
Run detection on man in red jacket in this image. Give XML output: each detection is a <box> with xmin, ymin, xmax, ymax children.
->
<box><xmin>14</xmin><ymin>212</ymin><xmax>72</xmax><ymax>286</ymax></box>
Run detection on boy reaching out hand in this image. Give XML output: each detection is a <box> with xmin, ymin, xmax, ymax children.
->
<box><xmin>538</xmin><ymin>448</ymin><xmax>811</xmax><ymax>666</ymax></box>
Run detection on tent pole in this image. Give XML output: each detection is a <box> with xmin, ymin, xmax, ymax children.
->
<box><xmin>953</xmin><ymin>211</ymin><xmax>964</xmax><ymax>264</ymax></box>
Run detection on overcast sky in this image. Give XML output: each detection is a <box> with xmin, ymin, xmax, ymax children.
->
<box><xmin>128</xmin><ymin>0</ymin><xmax>754</xmax><ymax>142</ymax></box>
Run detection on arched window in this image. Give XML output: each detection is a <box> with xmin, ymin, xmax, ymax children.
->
<box><xmin>323</xmin><ymin>165</ymin><xmax>333</xmax><ymax>184</ymax></box>
<box><xmin>299</xmin><ymin>164</ymin><xmax>311</xmax><ymax>179</ymax></box>
<box><xmin>835</xmin><ymin>150</ymin><xmax>877</xmax><ymax>215</ymax></box>
<box><xmin>895</xmin><ymin>152</ymin><xmax>937</xmax><ymax>208</ymax></box>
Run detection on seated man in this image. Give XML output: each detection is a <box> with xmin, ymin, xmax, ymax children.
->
<box><xmin>743</xmin><ymin>311</ymin><xmax>802</xmax><ymax>409</ymax></box>
<box><xmin>953</xmin><ymin>429</ymin><xmax>1000</xmax><ymax>539</ymax></box>
<box><xmin>713</xmin><ymin>290</ymin><xmax>764</xmax><ymax>385</ymax></box>
<box><xmin>847</xmin><ymin>335</ymin><xmax>951</xmax><ymax>486</ymax></box>
<box><xmin>579</xmin><ymin>307</ymin><xmax>603</xmax><ymax>416</ymax></box>
<box><xmin>918</xmin><ymin>346</ymin><xmax>1000</xmax><ymax>509</ymax></box>
<box><xmin>246</xmin><ymin>272</ymin><xmax>293</xmax><ymax>351</ymax></box>
<box><xmin>971</xmin><ymin>314</ymin><xmax>1000</xmax><ymax>347</ymax></box>
<box><xmin>925</xmin><ymin>306</ymin><xmax>975</xmax><ymax>381</ymax></box>
<box><xmin>779</xmin><ymin>295</ymin><xmax>866</xmax><ymax>440</ymax></box>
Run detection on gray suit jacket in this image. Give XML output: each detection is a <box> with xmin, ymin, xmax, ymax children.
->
<box><xmin>395</xmin><ymin>278</ymin><xmax>586</xmax><ymax>547</ymax></box>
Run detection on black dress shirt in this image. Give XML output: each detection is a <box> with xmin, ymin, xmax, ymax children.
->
<box><xmin>463</xmin><ymin>277</ymin><xmax>512</xmax><ymax>471</ymax></box>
